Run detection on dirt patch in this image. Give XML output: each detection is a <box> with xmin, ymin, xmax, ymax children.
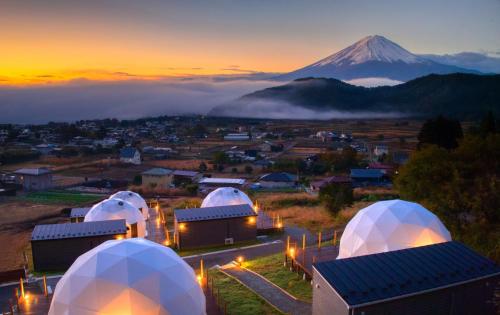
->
<box><xmin>148</xmin><ymin>159</ymin><xmax>208</xmax><ymax>170</ymax></box>
<box><xmin>0</xmin><ymin>200</ymin><xmax>71</xmax><ymax>272</ymax></box>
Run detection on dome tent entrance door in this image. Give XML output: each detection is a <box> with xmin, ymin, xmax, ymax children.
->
<box><xmin>131</xmin><ymin>222</ymin><xmax>138</xmax><ymax>238</ymax></box>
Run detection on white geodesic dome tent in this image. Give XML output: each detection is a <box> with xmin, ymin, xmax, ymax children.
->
<box><xmin>85</xmin><ymin>198</ymin><xmax>147</xmax><ymax>238</ymax></box>
<box><xmin>201</xmin><ymin>187</ymin><xmax>253</xmax><ymax>208</ymax></box>
<box><xmin>48</xmin><ymin>238</ymin><xmax>206</xmax><ymax>315</ymax></box>
<box><xmin>338</xmin><ymin>199</ymin><xmax>451</xmax><ymax>259</ymax></box>
<box><xmin>110</xmin><ymin>190</ymin><xmax>150</xmax><ymax>220</ymax></box>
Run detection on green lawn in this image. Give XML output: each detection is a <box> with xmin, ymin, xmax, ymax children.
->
<box><xmin>244</xmin><ymin>253</ymin><xmax>312</xmax><ymax>302</ymax></box>
<box><xmin>20</xmin><ymin>191</ymin><xmax>103</xmax><ymax>205</ymax></box>
<box><xmin>208</xmin><ymin>270</ymin><xmax>283</xmax><ymax>315</ymax></box>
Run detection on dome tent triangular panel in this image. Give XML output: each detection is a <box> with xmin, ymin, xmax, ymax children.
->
<box><xmin>338</xmin><ymin>199</ymin><xmax>451</xmax><ymax>259</ymax></box>
<box><xmin>201</xmin><ymin>187</ymin><xmax>253</xmax><ymax>208</ymax></box>
<box><xmin>49</xmin><ymin>238</ymin><xmax>206</xmax><ymax>315</ymax></box>
<box><xmin>84</xmin><ymin>198</ymin><xmax>147</xmax><ymax>238</ymax></box>
<box><xmin>109</xmin><ymin>190</ymin><xmax>150</xmax><ymax>220</ymax></box>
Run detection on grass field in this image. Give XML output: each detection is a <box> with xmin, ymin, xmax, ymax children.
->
<box><xmin>19</xmin><ymin>191</ymin><xmax>103</xmax><ymax>205</ymax></box>
<box><xmin>243</xmin><ymin>253</ymin><xmax>312</xmax><ymax>302</ymax></box>
<box><xmin>208</xmin><ymin>269</ymin><xmax>283</xmax><ymax>315</ymax></box>
<box><xmin>254</xmin><ymin>192</ymin><xmax>370</xmax><ymax>232</ymax></box>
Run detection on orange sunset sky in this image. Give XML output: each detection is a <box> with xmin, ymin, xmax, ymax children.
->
<box><xmin>1</xmin><ymin>0</ymin><xmax>499</xmax><ymax>85</ymax></box>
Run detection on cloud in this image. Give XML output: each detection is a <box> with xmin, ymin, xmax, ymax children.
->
<box><xmin>344</xmin><ymin>77</ymin><xmax>403</xmax><ymax>87</ymax></box>
<box><xmin>0</xmin><ymin>78</ymin><xmax>279</xmax><ymax>124</ymax></box>
<box><xmin>210</xmin><ymin>99</ymin><xmax>406</xmax><ymax>120</ymax></box>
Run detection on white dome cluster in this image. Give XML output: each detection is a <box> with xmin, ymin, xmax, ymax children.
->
<box><xmin>48</xmin><ymin>238</ymin><xmax>206</xmax><ymax>315</ymax></box>
<box><xmin>201</xmin><ymin>187</ymin><xmax>253</xmax><ymax>208</ymax></box>
<box><xmin>110</xmin><ymin>190</ymin><xmax>150</xmax><ymax>220</ymax></box>
<box><xmin>85</xmin><ymin>198</ymin><xmax>147</xmax><ymax>238</ymax></box>
<box><xmin>338</xmin><ymin>199</ymin><xmax>451</xmax><ymax>259</ymax></box>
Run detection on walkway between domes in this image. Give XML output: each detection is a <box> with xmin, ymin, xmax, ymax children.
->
<box><xmin>220</xmin><ymin>265</ymin><xmax>311</xmax><ymax>315</ymax></box>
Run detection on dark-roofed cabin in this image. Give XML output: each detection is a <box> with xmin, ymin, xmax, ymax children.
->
<box><xmin>31</xmin><ymin>220</ymin><xmax>127</xmax><ymax>271</ymax></box>
<box><xmin>174</xmin><ymin>204</ymin><xmax>257</xmax><ymax>250</ymax></box>
<box><xmin>350</xmin><ymin>168</ymin><xmax>390</xmax><ymax>187</ymax></box>
<box><xmin>259</xmin><ymin>172</ymin><xmax>297</xmax><ymax>189</ymax></box>
<box><xmin>70</xmin><ymin>207</ymin><xmax>91</xmax><ymax>222</ymax></box>
<box><xmin>172</xmin><ymin>170</ymin><xmax>201</xmax><ymax>186</ymax></box>
<box><xmin>14</xmin><ymin>167</ymin><xmax>52</xmax><ymax>191</ymax></box>
<box><xmin>312</xmin><ymin>241</ymin><xmax>500</xmax><ymax>315</ymax></box>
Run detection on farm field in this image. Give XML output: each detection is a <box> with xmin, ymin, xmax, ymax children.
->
<box><xmin>18</xmin><ymin>191</ymin><xmax>104</xmax><ymax>205</ymax></box>
<box><xmin>0</xmin><ymin>200</ymin><xmax>71</xmax><ymax>271</ymax></box>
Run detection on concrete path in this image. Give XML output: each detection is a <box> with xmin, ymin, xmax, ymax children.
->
<box><xmin>221</xmin><ymin>265</ymin><xmax>311</xmax><ymax>315</ymax></box>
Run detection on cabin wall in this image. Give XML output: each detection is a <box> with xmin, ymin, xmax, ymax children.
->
<box><xmin>31</xmin><ymin>234</ymin><xmax>125</xmax><ymax>271</ymax></box>
<box><xmin>312</xmin><ymin>268</ymin><xmax>349</xmax><ymax>315</ymax></box>
<box><xmin>176</xmin><ymin>216</ymin><xmax>256</xmax><ymax>249</ymax></box>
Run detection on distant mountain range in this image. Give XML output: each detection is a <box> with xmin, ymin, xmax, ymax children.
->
<box><xmin>419</xmin><ymin>52</ymin><xmax>500</xmax><ymax>74</ymax></box>
<box><xmin>209</xmin><ymin>73</ymin><xmax>500</xmax><ymax>119</ymax></box>
<box><xmin>275</xmin><ymin>35</ymin><xmax>489</xmax><ymax>82</ymax></box>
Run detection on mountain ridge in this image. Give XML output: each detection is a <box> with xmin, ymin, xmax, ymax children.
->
<box><xmin>210</xmin><ymin>73</ymin><xmax>500</xmax><ymax>119</ymax></box>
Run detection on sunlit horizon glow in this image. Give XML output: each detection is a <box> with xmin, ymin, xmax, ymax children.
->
<box><xmin>1</xmin><ymin>0</ymin><xmax>499</xmax><ymax>85</ymax></box>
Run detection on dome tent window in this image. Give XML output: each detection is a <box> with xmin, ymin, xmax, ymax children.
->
<box><xmin>109</xmin><ymin>190</ymin><xmax>150</xmax><ymax>220</ymax></box>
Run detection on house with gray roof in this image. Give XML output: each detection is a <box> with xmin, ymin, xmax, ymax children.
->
<box><xmin>14</xmin><ymin>167</ymin><xmax>53</xmax><ymax>191</ymax></box>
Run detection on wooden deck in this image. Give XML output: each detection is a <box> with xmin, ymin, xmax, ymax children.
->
<box><xmin>287</xmin><ymin>245</ymin><xmax>339</xmax><ymax>278</ymax></box>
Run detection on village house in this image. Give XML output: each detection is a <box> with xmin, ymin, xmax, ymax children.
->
<box><xmin>198</xmin><ymin>178</ymin><xmax>246</xmax><ymax>192</ymax></box>
<box><xmin>141</xmin><ymin>168</ymin><xmax>174</xmax><ymax>189</ymax></box>
<box><xmin>258</xmin><ymin>172</ymin><xmax>297</xmax><ymax>189</ymax></box>
<box><xmin>119</xmin><ymin>147</ymin><xmax>141</xmax><ymax>165</ymax></box>
<box><xmin>14</xmin><ymin>167</ymin><xmax>53</xmax><ymax>191</ymax></box>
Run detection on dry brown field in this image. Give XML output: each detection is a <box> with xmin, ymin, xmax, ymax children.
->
<box><xmin>0</xmin><ymin>200</ymin><xmax>70</xmax><ymax>272</ymax></box>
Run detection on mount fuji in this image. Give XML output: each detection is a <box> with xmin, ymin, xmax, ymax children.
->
<box><xmin>276</xmin><ymin>35</ymin><xmax>479</xmax><ymax>82</ymax></box>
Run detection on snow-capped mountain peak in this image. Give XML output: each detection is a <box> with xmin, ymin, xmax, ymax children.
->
<box><xmin>312</xmin><ymin>35</ymin><xmax>424</xmax><ymax>66</ymax></box>
<box><xmin>275</xmin><ymin>35</ymin><xmax>479</xmax><ymax>82</ymax></box>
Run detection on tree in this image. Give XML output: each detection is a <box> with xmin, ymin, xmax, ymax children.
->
<box><xmin>319</xmin><ymin>183</ymin><xmax>353</xmax><ymax>215</ymax></box>
<box><xmin>133</xmin><ymin>175</ymin><xmax>142</xmax><ymax>186</ymax></box>
<box><xmin>199</xmin><ymin>162</ymin><xmax>208</xmax><ymax>172</ymax></box>
<box><xmin>417</xmin><ymin>115</ymin><xmax>463</xmax><ymax>149</ymax></box>
<box><xmin>185</xmin><ymin>184</ymin><xmax>199</xmax><ymax>196</ymax></box>
<box><xmin>213</xmin><ymin>151</ymin><xmax>229</xmax><ymax>165</ymax></box>
<box><xmin>479</xmin><ymin>110</ymin><xmax>497</xmax><ymax>135</ymax></box>
<box><xmin>244</xmin><ymin>165</ymin><xmax>253</xmax><ymax>174</ymax></box>
<box><xmin>396</xmin><ymin>134</ymin><xmax>500</xmax><ymax>261</ymax></box>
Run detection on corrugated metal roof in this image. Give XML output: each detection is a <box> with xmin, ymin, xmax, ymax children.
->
<box><xmin>31</xmin><ymin>220</ymin><xmax>127</xmax><ymax>241</ymax></box>
<box><xmin>174</xmin><ymin>204</ymin><xmax>256</xmax><ymax>222</ymax></box>
<box><xmin>120</xmin><ymin>147</ymin><xmax>138</xmax><ymax>158</ymax></box>
<box><xmin>350</xmin><ymin>168</ymin><xmax>385</xmax><ymax>179</ymax></box>
<box><xmin>141</xmin><ymin>168</ymin><xmax>173</xmax><ymax>176</ymax></box>
<box><xmin>173</xmin><ymin>170</ymin><xmax>199</xmax><ymax>177</ymax></box>
<box><xmin>199</xmin><ymin>178</ymin><xmax>245</xmax><ymax>185</ymax></box>
<box><xmin>70</xmin><ymin>207</ymin><xmax>91</xmax><ymax>218</ymax></box>
<box><xmin>259</xmin><ymin>172</ymin><xmax>297</xmax><ymax>182</ymax></box>
<box><xmin>314</xmin><ymin>241</ymin><xmax>500</xmax><ymax>307</ymax></box>
<box><xmin>14</xmin><ymin>167</ymin><xmax>51</xmax><ymax>176</ymax></box>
